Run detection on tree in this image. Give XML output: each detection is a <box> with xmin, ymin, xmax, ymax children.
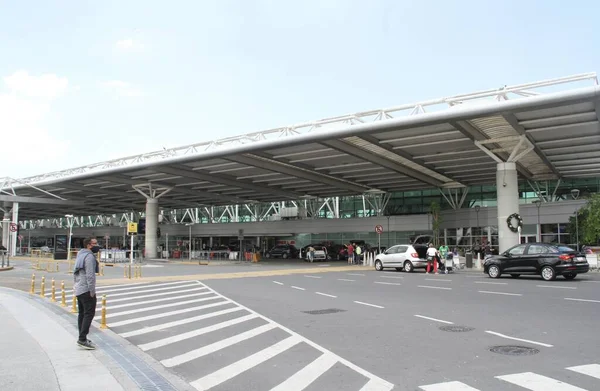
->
<box><xmin>430</xmin><ymin>201</ymin><xmax>442</xmax><ymax>247</ymax></box>
<box><xmin>568</xmin><ymin>194</ymin><xmax>600</xmax><ymax>246</ymax></box>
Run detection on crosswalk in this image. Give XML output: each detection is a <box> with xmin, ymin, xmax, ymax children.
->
<box><xmin>419</xmin><ymin>364</ymin><xmax>600</xmax><ymax>390</ymax></box>
<box><xmin>57</xmin><ymin>280</ymin><xmax>395</xmax><ymax>391</ymax></box>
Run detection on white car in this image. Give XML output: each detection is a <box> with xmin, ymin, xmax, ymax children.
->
<box><xmin>374</xmin><ymin>244</ymin><xmax>428</xmax><ymax>272</ymax></box>
<box><xmin>305</xmin><ymin>245</ymin><xmax>328</xmax><ymax>262</ymax></box>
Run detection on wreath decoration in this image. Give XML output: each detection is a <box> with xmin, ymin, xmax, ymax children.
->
<box><xmin>506</xmin><ymin>213</ymin><xmax>523</xmax><ymax>233</ymax></box>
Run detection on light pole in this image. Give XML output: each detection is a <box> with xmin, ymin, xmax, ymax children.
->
<box><xmin>533</xmin><ymin>200</ymin><xmax>541</xmax><ymax>242</ymax></box>
<box><xmin>65</xmin><ymin>214</ymin><xmax>74</xmax><ymax>263</ymax></box>
<box><xmin>185</xmin><ymin>223</ymin><xmax>193</xmax><ymax>261</ymax></box>
<box><xmin>571</xmin><ymin>189</ymin><xmax>580</xmax><ymax>251</ymax></box>
<box><xmin>386</xmin><ymin>214</ymin><xmax>391</xmax><ymax>248</ymax></box>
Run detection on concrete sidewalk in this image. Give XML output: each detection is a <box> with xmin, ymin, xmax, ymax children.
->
<box><xmin>0</xmin><ymin>288</ymin><xmax>193</xmax><ymax>391</ymax></box>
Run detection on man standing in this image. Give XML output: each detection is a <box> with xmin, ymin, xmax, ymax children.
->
<box><xmin>73</xmin><ymin>237</ymin><xmax>100</xmax><ymax>350</ymax></box>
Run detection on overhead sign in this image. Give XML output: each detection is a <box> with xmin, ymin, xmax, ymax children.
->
<box><xmin>127</xmin><ymin>222</ymin><xmax>138</xmax><ymax>235</ymax></box>
<box><xmin>9</xmin><ymin>223</ymin><xmax>17</xmax><ymax>232</ymax></box>
<box><xmin>375</xmin><ymin>225</ymin><xmax>384</xmax><ymax>234</ymax></box>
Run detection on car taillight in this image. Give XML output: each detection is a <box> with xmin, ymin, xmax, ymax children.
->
<box><xmin>411</xmin><ymin>253</ymin><xmax>419</xmax><ymax>258</ymax></box>
<box><xmin>559</xmin><ymin>254</ymin><xmax>574</xmax><ymax>262</ymax></box>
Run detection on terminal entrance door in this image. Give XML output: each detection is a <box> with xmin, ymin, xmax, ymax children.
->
<box><xmin>521</xmin><ymin>235</ymin><xmax>537</xmax><ymax>244</ymax></box>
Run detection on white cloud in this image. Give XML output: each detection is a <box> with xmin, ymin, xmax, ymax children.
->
<box><xmin>115</xmin><ymin>38</ymin><xmax>145</xmax><ymax>52</ymax></box>
<box><xmin>0</xmin><ymin>72</ymin><xmax>71</xmax><ymax>177</ymax></box>
<box><xmin>3</xmin><ymin>70</ymin><xmax>68</xmax><ymax>99</ymax></box>
<box><xmin>100</xmin><ymin>80</ymin><xmax>143</xmax><ymax>97</ymax></box>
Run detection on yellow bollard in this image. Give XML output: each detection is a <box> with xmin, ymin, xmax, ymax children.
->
<box><xmin>60</xmin><ymin>281</ymin><xmax>66</xmax><ymax>307</ymax></box>
<box><xmin>30</xmin><ymin>274</ymin><xmax>36</xmax><ymax>294</ymax></box>
<box><xmin>51</xmin><ymin>278</ymin><xmax>56</xmax><ymax>302</ymax></box>
<box><xmin>124</xmin><ymin>265</ymin><xmax>128</xmax><ymax>278</ymax></box>
<box><xmin>138</xmin><ymin>264</ymin><xmax>142</xmax><ymax>278</ymax></box>
<box><xmin>71</xmin><ymin>293</ymin><xmax>77</xmax><ymax>313</ymax></box>
<box><xmin>40</xmin><ymin>276</ymin><xmax>46</xmax><ymax>298</ymax></box>
<box><xmin>100</xmin><ymin>295</ymin><xmax>108</xmax><ymax>329</ymax></box>
<box><xmin>100</xmin><ymin>262</ymin><xmax>104</xmax><ymax>276</ymax></box>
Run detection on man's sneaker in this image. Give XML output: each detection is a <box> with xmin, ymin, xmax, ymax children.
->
<box><xmin>77</xmin><ymin>340</ymin><xmax>96</xmax><ymax>350</ymax></box>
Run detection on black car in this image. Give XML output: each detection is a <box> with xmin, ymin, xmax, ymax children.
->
<box><xmin>483</xmin><ymin>243</ymin><xmax>589</xmax><ymax>281</ymax></box>
<box><xmin>265</xmin><ymin>244</ymin><xmax>299</xmax><ymax>259</ymax></box>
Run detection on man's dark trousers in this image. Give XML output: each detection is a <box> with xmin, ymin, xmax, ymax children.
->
<box><xmin>77</xmin><ymin>291</ymin><xmax>97</xmax><ymax>342</ymax></box>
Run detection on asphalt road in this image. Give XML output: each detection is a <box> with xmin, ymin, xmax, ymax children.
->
<box><xmin>11</xmin><ymin>260</ymin><xmax>600</xmax><ymax>390</ymax></box>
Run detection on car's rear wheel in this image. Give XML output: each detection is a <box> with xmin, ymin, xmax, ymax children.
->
<box><xmin>488</xmin><ymin>265</ymin><xmax>501</xmax><ymax>278</ymax></box>
<box><xmin>564</xmin><ymin>273</ymin><xmax>577</xmax><ymax>280</ymax></box>
<box><xmin>375</xmin><ymin>260</ymin><xmax>383</xmax><ymax>271</ymax></box>
<box><xmin>541</xmin><ymin>266</ymin><xmax>556</xmax><ymax>281</ymax></box>
<box><xmin>510</xmin><ymin>274</ymin><xmax>520</xmax><ymax>278</ymax></box>
<box><xmin>403</xmin><ymin>261</ymin><xmax>414</xmax><ymax>273</ymax></box>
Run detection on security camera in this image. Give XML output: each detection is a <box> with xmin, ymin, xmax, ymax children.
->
<box><xmin>571</xmin><ymin>189</ymin><xmax>580</xmax><ymax>200</ymax></box>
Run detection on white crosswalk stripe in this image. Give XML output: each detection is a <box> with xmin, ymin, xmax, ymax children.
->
<box><xmin>419</xmin><ymin>363</ymin><xmax>600</xmax><ymax>390</ymax></box>
<box><xmin>95</xmin><ymin>280</ymin><xmax>394</xmax><ymax>391</ymax></box>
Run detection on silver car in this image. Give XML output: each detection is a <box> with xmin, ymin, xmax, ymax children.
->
<box><xmin>374</xmin><ymin>244</ymin><xmax>427</xmax><ymax>272</ymax></box>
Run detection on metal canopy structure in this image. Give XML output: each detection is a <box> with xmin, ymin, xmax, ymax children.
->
<box><xmin>2</xmin><ymin>73</ymin><xmax>599</xmax><ymax>221</ymax></box>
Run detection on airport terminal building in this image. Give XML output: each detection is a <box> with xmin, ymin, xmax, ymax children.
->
<box><xmin>1</xmin><ymin>73</ymin><xmax>599</xmax><ymax>259</ymax></box>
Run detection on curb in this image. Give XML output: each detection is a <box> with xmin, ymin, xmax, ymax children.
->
<box><xmin>0</xmin><ymin>266</ymin><xmax>14</xmax><ymax>272</ymax></box>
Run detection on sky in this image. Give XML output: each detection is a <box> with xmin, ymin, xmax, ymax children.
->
<box><xmin>1</xmin><ymin>0</ymin><xmax>599</xmax><ymax>179</ymax></box>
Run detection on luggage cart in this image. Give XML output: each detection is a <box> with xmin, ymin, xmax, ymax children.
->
<box><xmin>444</xmin><ymin>253</ymin><xmax>454</xmax><ymax>274</ymax></box>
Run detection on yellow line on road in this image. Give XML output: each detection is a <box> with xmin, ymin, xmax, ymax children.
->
<box><xmin>97</xmin><ymin>266</ymin><xmax>372</xmax><ymax>287</ymax></box>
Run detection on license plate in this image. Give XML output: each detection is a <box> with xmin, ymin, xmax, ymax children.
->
<box><xmin>577</xmin><ymin>257</ymin><xmax>586</xmax><ymax>262</ymax></box>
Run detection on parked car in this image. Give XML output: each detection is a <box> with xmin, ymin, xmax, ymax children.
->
<box><xmin>483</xmin><ymin>243</ymin><xmax>589</xmax><ymax>281</ymax></box>
<box><xmin>304</xmin><ymin>245</ymin><xmax>329</xmax><ymax>262</ymax></box>
<box><xmin>374</xmin><ymin>244</ymin><xmax>428</xmax><ymax>272</ymax></box>
<box><xmin>265</xmin><ymin>244</ymin><xmax>299</xmax><ymax>259</ymax></box>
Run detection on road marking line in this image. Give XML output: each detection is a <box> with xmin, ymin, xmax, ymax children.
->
<box><xmin>89</xmin><ymin>283</ymin><xmax>201</xmax><ymax>299</ymax></box>
<box><xmin>270</xmin><ymin>353</ymin><xmax>338</xmax><ymax>391</ymax></box>
<box><xmin>474</xmin><ymin>281</ymin><xmax>508</xmax><ymax>285</ymax></box>
<box><xmin>564</xmin><ymin>297</ymin><xmax>600</xmax><ymax>303</ymax></box>
<box><xmin>419</xmin><ymin>380</ymin><xmax>481</xmax><ymax>390</ymax></box>
<box><xmin>582</xmin><ymin>280</ymin><xmax>600</xmax><ymax>283</ymax></box>
<box><xmin>109</xmin><ymin>300</ymin><xmax>230</xmax><ymax>328</ymax></box>
<box><xmin>273</xmin><ymin>281</ymin><xmax>284</xmax><ymax>285</ymax></box>
<box><xmin>354</xmin><ymin>301</ymin><xmax>384</xmax><ymax>309</ymax></box>
<box><xmin>496</xmin><ymin>372</ymin><xmax>584</xmax><ymax>390</ymax></box>
<box><xmin>375</xmin><ymin>281</ymin><xmax>402</xmax><ymax>286</ymax></box>
<box><xmin>291</xmin><ymin>286</ymin><xmax>306</xmax><ymax>291</ymax></box>
<box><xmin>380</xmin><ymin>275</ymin><xmax>403</xmax><ymax>279</ymax></box>
<box><xmin>304</xmin><ymin>275</ymin><xmax>322</xmax><ymax>279</ymax></box>
<box><xmin>383</xmin><ymin>271</ymin><xmax>400</xmax><ymax>274</ymax></box>
<box><xmin>478</xmin><ymin>290</ymin><xmax>522</xmax><ymax>296</ymax></box>
<box><xmin>418</xmin><ymin>285</ymin><xmax>452</xmax><ymax>290</ymax></box>
<box><xmin>315</xmin><ymin>292</ymin><xmax>337</xmax><ymax>298</ymax></box>
<box><xmin>46</xmin><ymin>281</ymin><xmax>151</xmax><ymax>295</ymax></box>
<box><xmin>99</xmin><ymin>296</ymin><xmax>221</xmax><ymax>319</ymax></box>
<box><xmin>414</xmin><ymin>315</ymin><xmax>454</xmax><ymax>325</ymax></box>
<box><xmin>485</xmin><ymin>331</ymin><xmax>553</xmax><ymax>348</ymax></box>
<box><xmin>100</xmin><ymin>291</ymin><xmax>214</xmax><ymax>309</ymax></box>
<box><xmin>54</xmin><ymin>280</ymin><xmax>195</xmax><ymax>296</ymax></box>
<box><xmin>198</xmin><ymin>281</ymin><xmax>394</xmax><ymax>390</ymax></box>
<box><xmin>536</xmin><ymin>285</ymin><xmax>577</xmax><ymax>289</ymax></box>
<box><xmin>347</xmin><ymin>273</ymin><xmax>366</xmax><ymax>276</ymax></box>
<box><xmin>425</xmin><ymin>278</ymin><xmax>452</xmax><ymax>282</ymax></box>
<box><xmin>119</xmin><ymin>307</ymin><xmax>244</xmax><ymax>338</ymax></box>
<box><xmin>190</xmin><ymin>336</ymin><xmax>301</xmax><ymax>390</ymax></box>
<box><xmin>338</xmin><ymin>278</ymin><xmax>356</xmax><ymax>282</ymax></box>
<box><xmin>100</xmin><ymin>287</ymin><xmax>208</xmax><ymax>304</ymax></box>
<box><xmin>465</xmin><ymin>275</ymin><xmax>486</xmax><ymax>278</ymax></box>
<box><xmin>161</xmin><ymin>323</ymin><xmax>278</xmax><ymax>367</ymax></box>
<box><xmin>139</xmin><ymin>314</ymin><xmax>258</xmax><ymax>351</ymax></box>
<box><xmin>566</xmin><ymin>364</ymin><xmax>600</xmax><ymax>380</ymax></box>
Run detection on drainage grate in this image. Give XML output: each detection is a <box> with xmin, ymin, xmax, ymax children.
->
<box><xmin>489</xmin><ymin>345</ymin><xmax>540</xmax><ymax>356</ymax></box>
<box><xmin>439</xmin><ymin>325</ymin><xmax>475</xmax><ymax>332</ymax></box>
<box><xmin>302</xmin><ymin>308</ymin><xmax>346</xmax><ymax>315</ymax></box>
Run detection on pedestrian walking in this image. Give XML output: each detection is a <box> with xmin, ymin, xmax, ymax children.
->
<box><xmin>355</xmin><ymin>244</ymin><xmax>363</xmax><ymax>265</ymax></box>
<box><xmin>307</xmin><ymin>246</ymin><xmax>315</xmax><ymax>262</ymax></box>
<box><xmin>426</xmin><ymin>243</ymin><xmax>439</xmax><ymax>274</ymax></box>
<box><xmin>73</xmin><ymin>237</ymin><xmax>100</xmax><ymax>350</ymax></box>
<box><xmin>347</xmin><ymin>243</ymin><xmax>354</xmax><ymax>265</ymax></box>
<box><xmin>439</xmin><ymin>242</ymin><xmax>450</xmax><ymax>271</ymax></box>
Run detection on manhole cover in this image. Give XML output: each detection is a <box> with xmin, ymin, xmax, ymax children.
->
<box><xmin>302</xmin><ymin>308</ymin><xmax>346</xmax><ymax>315</ymax></box>
<box><xmin>489</xmin><ymin>345</ymin><xmax>540</xmax><ymax>356</ymax></box>
<box><xmin>439</xmin><ymin>325</ymin><xmax>475</xmax><ymax>332</ymax></box>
